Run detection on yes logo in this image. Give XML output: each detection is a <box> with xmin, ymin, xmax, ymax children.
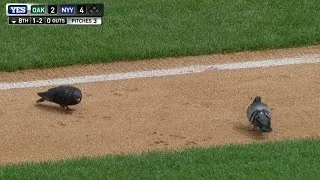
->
<box><xmin>8</xmin><ymin>5</ymin><xmax>28</xmax><ymax>14</ymax></box>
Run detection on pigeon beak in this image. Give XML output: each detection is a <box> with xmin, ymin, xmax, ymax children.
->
<box><xmin>261</xmin><ymin>127</ymin><xmax>272</xmax><ymax>133</ymax></box>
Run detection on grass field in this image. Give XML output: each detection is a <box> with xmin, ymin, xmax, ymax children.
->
<box><xmin>1</xmin><ymin>0</ymin><xmax>320</xmax><ymax>71</ymax></box>
<box><xmin>1</xmin><ymin>139</ymin><xmax>320</xmax><ymax>179</ymax></box>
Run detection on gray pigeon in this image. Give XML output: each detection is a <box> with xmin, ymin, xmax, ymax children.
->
<box><xmin>247</xmin><ymin>96</ymin><xmax>272</xmax><ymax>132</ymax></box>
<box><xmin>36</xmin><ymin>85</ymin><xmax>82</xmax><ymax>110</ymax></box>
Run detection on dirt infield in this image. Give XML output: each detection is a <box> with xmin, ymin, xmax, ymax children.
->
<box><xmin>0</xmin><ymin>46</ymin><xmax>320</xmax><ymax>165</ymax></box>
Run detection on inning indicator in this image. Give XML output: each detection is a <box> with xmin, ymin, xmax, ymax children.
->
<box><xmin>6</xmin><ymin>3</ymin><xmax>104</xmax><ymax>25</ymax></box>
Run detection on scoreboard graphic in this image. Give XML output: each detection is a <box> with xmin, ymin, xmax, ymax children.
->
<box><xmin>6</xmin><ymin>3</ymin><xmax>104</xmax><ymax>25</ymax></box>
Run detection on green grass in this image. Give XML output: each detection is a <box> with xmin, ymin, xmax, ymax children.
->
<box><xmin>1</xmin><ymin>0</ymin><xmax>320</xmax><ymax>72</ymax></box>
<box><xmin>1</xmin><ymin>138</ymin><xmax>320</xmax><ymax>179</ymax></box>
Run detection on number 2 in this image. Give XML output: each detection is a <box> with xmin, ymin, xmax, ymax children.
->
<box><xmin>51</xmin><ymin>7</ymin><xmax>55</xmax><ymax>14</ymax></box>
<box><xmin>39</xmin><ymin>18</ymin><xmax>43</xmax><ymax>24</ymax></box>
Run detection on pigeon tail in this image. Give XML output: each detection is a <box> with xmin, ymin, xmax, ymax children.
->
<box><xmin>253</xmin><ymin>96</ymin><xmax>261</xmax><ymax>103</ymax></box>
<box><xmin>36</xmin><ymin>92</ymin><xmax>48</xmax><ymax>103</ymax></box>
<box><xmin>36</xmin><ymin>98</ymin><xmax>46</xmax><ymax>103</ymax></box>
<box><xmin>37</xmin><ymin>92</ymin><xmax>47</xmax><ymax>97</ymax></box>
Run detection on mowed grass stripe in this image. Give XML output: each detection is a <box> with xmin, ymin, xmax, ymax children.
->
<box><xmin>1</xmin><ymin>139</ymin><xmax>320</xmax><ymax>179</ymax></box>
<box><xmin>1</xmin><ymin>0</ymin><xmax>320</xmax><ymax>72</ymax></box>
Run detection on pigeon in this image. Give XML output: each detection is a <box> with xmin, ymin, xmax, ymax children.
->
<box><xmin>36</xmin><ymin>85</ymin><xmax>82</xmax><ymax>110</ymax></box>
<box><xmin>247</xmin><ymin>96</ymin><xmax>272</xmax><ymax>132</ymax></box>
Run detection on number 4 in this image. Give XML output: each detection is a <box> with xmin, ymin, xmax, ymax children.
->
<box><xmin>77</xmin><ymin>5</ymin><xmax>86</xmax><ymax>14</ymax></box>
<box><xmin>79</xmin><ymin>7</ymin><xmax>84</xmax><ymax>13</ymax></box>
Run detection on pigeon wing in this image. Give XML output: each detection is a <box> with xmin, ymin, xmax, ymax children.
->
<box><xmin>247</xmin><ymin>102</ymin><xmax>271</xmax><ymax>123</ymax></box>
<box><xmin>47</xmin><ymin>86</ymin><xmax>74</xmax><ymax>105</ymax></box>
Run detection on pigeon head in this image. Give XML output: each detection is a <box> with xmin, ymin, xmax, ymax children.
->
<box><xmin>260</xmin><ymin>126</ymin><xmax>272</xmax><ymax>133</ymax></box>
<box><xmin>253</xmin><ymin>96</ymin><xmax>262</xmax><ymax>103</ymax></box>
<box><xmin>72</xmin><ymin>89</ymin><xmax>82</xmax><ymax>103</ymax></box>
<box><xmin>256</xmin><ymin>115</ymin><xmax>272</xmax><ymax>133</ymax></box>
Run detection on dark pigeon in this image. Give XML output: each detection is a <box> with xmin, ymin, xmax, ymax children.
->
<box><xmin>36</xmin><ymin>85</ymin><xmax>82</xmax><ymax>110</ymax></box>
<box><xmin>247</xmin><ymin>96</ymin><xmax>272</xmax><ymax>133</ymax></box>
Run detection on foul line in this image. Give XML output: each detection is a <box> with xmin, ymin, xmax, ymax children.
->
<box><xmin>1</xmin><ymin>54</ymin><xmax>320</xmax><ymax>90</ymax></box>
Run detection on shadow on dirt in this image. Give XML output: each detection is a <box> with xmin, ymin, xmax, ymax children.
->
<box><xmin>232</xmin><ymin>122</ymin><xmax>268</xmax><ymax>140</ymax></box>
<box><xmin>34</xmin><ymin>104</ymin><xmax>74</xmax><ymax>114</ymax></box>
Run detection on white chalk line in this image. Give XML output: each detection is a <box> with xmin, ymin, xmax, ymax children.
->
<box><xmin>0</xmin><ymin>54</ymin><xmax>320</xmax><ymax>90</ymax></box>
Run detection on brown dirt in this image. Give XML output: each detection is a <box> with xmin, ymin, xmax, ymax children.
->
<box><xmin>0</xmin><ymin>46</ymin><xmax>320</xmax><ymax>165</ymax></box>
